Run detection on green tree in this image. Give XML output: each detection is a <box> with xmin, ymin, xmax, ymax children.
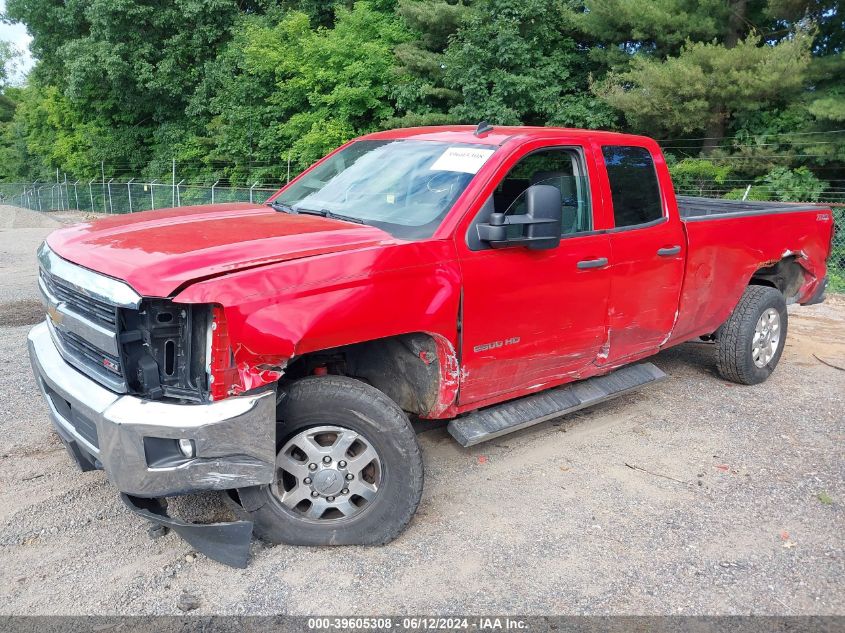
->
<box><xmin>725</xmin><ymin>166</ymin><xmax>830</xmax><ymax>200</ymax></box>
<box><xmin>5</xmin><ymin>0</ymin><xmax>245</xmax><ymax>174</ymax></box>
<box><xmin>595</xmin><ymin>33</ymin><xmax>812</xmax><ymax>153</ymax></box>
<box><xmin>0</xmin><ymin>43</ymin><xmax>41</xmax><ymax>180</ymax></box>
<box><xmin>0</xmin><ymin>40</ymin><xmax>21</xmax><ymax>89</ymax></box>
<box><xmin>0</xmin><ymin>0</ymin><xmax>841</xmax><ymax>201</ymax></box>
<box><xmin>759</xmin><ymin>166</ymin><xmax>829</xmax><ymax>201</ymax></box>
<box><xmin>183</xmin><ymin>2</ymin><xmax>411</xmax><ymax>181</ymax></box>
<box><xmin>707</xmin><ymin>3</ymin><xmax>845</xmax><ymax>169</ymax></box>
<box><xmin>390</xmin><ymin>0</ymin><xmax>473</xmax><ymax>126</ymax></box>
<box><xmin>668</xmin><ymin>157</ymin><xmax>733</xmax><ymax>196</ymax></box>
<box><xmin>575</xmin><ymin>0</ymin><xmax>734</xmax><ymax>57</ymax></box>
<box><xmin>13</xmin><ymin>85</ymin><xmax>101</xmax><ymax>179</ymax></box>
<box><xmin>443</xmin><ymin>0</ymin><xmax>615</xmax><ymax>127</ymax></box>
<box><xmin>585</xmin><ymin>0</ymin><xmax>820</xmax><ymax>153</ymax></box>
<box><xmin>0</xmin><ymin>41</ymin><xmax>21</xmax><ymax>142</ymax></box>
<box><xmin>277</xmin><ymin>0</ymin><xmax>400</xmax><ymax>28</ymax></box>
<box><xmin>256</xmin><ymin>2</ymin><xmax>411</xmax><ymax>167</ymax></box>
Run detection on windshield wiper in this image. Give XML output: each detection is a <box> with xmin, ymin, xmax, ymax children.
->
<box><xmin>296</xmin><ymin>208</ymin><xmax>365</xmax><ymax>225</ymax></box>
<box><xmin>269</xmin><ymin>200</ymin><xmax>298</xmax><ymax>214</ymax></box>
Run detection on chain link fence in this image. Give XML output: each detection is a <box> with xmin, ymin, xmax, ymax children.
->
<box><xmin>0</xmin><ymin>176</ymin><xmax>842</xmax><ymax>292</ymax></box>
<box><xmin>0</xmin><ymin>180</ymin><xmax>280</xmax><ymax>215</ymax></box>
<box><xmin>818</xmin><ymin>205</ymin><xmax>843</xmax><ymax>292</ymax></box>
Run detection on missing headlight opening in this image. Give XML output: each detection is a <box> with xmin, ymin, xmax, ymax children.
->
<box><xmin>120</xmin><ymin>300</ymin><xmax>214</xmax><ymax>402</ymax></box>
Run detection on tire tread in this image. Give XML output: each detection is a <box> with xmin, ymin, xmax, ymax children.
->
<box><xmin>716</xmin><ymin>285</ymin><xmax>786</xmax><ymax>385</ymax></box>
<box><xmin>296</xmin><ymin>376</ymin><xmax>425</xmax><ymax>546</ymax></box>
<box><xmin>241</xmin><ymin>375</ymin><xmax>424</xmax><ymax>546</ymax></box>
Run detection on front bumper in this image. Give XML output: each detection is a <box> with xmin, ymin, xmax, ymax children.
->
<box><xmin>27</xmin><ymin>321</ymin><xmax>276</xmax><ymax>498</ymax></box>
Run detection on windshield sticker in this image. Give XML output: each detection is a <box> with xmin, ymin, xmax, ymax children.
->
<box><xmin>430</xmin><ymin>147</ymin><xmax>495</xmax><ymax>174</ymax></box>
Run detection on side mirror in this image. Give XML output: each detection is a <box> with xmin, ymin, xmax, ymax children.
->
<box><xmin>477</xmin><ymin>184</ymin><xmax>562</xmax><ymax>250</ymax></box>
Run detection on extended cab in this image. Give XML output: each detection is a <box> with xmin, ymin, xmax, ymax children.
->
<box><xmin>28</xmin><ymin>126</ymin><xmax>834</xmax><ymax>566</ymax></box>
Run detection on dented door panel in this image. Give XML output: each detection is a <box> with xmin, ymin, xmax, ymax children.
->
<box><xmin>458</xmin><ymin>233</ymin><xmax>612</xmax><ymax>404</ymax></box>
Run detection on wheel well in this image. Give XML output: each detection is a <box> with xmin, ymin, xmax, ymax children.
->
<box><xmin>748</xmin><ymin>255</ymin><xmax>806</xmax><ymax>303</ymax></box>
<box><xmin>284</xmin><ymin>333</ymin><xmax>443</xmax><ymax>416</ymax></box>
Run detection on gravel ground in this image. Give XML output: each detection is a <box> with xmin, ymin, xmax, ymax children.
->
<box><xmin>0</xmin><ymin>205</ymin><xmax>843</xmax><ymax>615</ymax></box>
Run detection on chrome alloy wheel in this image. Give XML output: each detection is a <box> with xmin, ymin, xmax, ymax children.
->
<box><xmin>272</xmin><ymin>425</ymin><xmax>383</xmax><ymax>521</ymax></box>
<box><xmin>752</xmin><ymin>308</ymin><xmax>781</xmax><ymax>368</ymax></box>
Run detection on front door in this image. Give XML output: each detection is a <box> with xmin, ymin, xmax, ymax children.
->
<box><xmin>458</xmin><ymin>146</ymin><xmax>611</xmax><ymax>406</ymax></box>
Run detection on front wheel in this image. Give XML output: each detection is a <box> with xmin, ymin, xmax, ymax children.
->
<box><xmin>237</xmin><ymin>376</ymin><xmax>424</xmax><ymax>546</ymax></box>
<box><xmin>716</xmin><ymin>285</ymin><xmax>788</xmax><ymax>385</ymax></box>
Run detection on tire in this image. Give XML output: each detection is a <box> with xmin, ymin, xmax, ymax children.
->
<box><xmin>715</xmin><ymin>285</ymin><xmax>788</xmax><ymax>385</ymax></box>
<box><xmin>237</xmin><ymin>376</ymin><xmax>423</xmax><ymax>546</ymax></box>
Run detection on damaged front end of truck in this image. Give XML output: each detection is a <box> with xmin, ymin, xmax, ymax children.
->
<box><xmin>28</xmin><ymin>242</ymin><xmax>284</xmax><ymax>567</ymax></box>
<box><xmin>28</xmin><ymin>228</ymin><xmax>462</xmax><ymax>567</ymax></box>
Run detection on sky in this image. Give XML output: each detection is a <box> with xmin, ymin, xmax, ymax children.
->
<box><xmin>0</xmin><ymin>0</ymin><xmax>35</xmax><ymax>83</ymax></box>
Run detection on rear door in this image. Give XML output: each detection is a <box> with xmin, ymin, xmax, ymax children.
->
<box><xmin>457</xmin><ymin>144</ymin><xmax>611</xmax><ymax>405</ymax></box>
<box><xmin>598</xmin><ymin>144</ymin><xmax>685</xmax><ymax>363</ymax></box>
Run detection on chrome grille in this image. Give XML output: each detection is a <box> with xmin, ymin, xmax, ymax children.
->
<box><xmin>37</xmin><ymin>244</ymin><xmax>142</xmax><ymax>394</ymax></box>
<box><xmin>56</xmin><ymin>328</ymin><xmax>123</xmax><ymax>377</ymax></box>
<box><xmin>45</xmin><ymin>316</ymin><xmax>127</xmax><ymax>393</ymax></box>
<box><xmin>40</xmin><ymin>269</ymin><xmax>117</xmax><ymax>329</ymax></box>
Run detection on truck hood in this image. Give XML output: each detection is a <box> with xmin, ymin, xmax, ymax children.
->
<box><xmin>46</xmin><ymin>203</ymin><xmax>396</xmax><ymax>297</ymax></box>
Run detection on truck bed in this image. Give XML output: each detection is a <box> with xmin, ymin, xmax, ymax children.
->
<box><xmin>677</xmin><ymin>196</ymin><xmax>828</xmax><ymax>220</ymax></box>
<box><xmin>669</xmin><ymin>195</ymin><xmax>832</xmax><ymax>346</ymax></box>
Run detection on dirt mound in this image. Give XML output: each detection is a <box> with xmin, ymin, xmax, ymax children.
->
<box><xmin>0</xmin><ymin>205</ymin><xmax>64</xmax><ymax>230</ymax></box>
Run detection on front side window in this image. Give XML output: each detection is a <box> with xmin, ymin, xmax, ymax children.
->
<box><xmin>492</xmin><ymin>148</ymin><xmax>592</xmax><ymax>237</ymax></box>
<box><xmin>273</xmin><ymin>140</ymin><xmax>496</xmax><ymax>239</ymax></box>
<box><xmin>602</xmin><ymin>145</ymin><xmax>663</xmax><ymax>228</ymax></box>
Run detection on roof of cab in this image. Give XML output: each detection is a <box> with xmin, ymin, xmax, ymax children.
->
<box><xmin>359</xmin><ymin>125</ymin><xmax>655</xmax><ymax>147</ymax></box>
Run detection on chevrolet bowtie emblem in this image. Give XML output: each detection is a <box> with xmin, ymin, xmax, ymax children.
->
<box><xmin>46</xmin><ymin>304</ymin><xmax>63</xmax><ymax>326</ymax></box>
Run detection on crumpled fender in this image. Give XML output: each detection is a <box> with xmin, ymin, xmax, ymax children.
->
<box><xmin>172</xmin><ymin>240</ymin><xmax>463</xmax><ymax>413</ymax></box>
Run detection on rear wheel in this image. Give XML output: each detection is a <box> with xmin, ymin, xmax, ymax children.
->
<box><xmin>238</xmin><ymin>376</ymin><xmax>423</xmax><ymax>546</ymax></box>
<box><xmin>716</xmin><ymin>285</ymin><xmax>788</xmax><ymax>385</ymax></box>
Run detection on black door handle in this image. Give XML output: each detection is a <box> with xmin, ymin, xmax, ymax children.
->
<box><xmin>576</xmin><ymin>257</ymin><xmax>609</xmax><ymax>270</ymax></box>
<box><xmin>657</xmin><ymin>245</ymin><xmax>681</xmax><ymax>256</ymax></box>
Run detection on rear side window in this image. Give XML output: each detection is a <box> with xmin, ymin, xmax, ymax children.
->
<box><xmin>602</xmin><ymin>146</ymin><xmax>663</xmax><ymax>227</ymax></box>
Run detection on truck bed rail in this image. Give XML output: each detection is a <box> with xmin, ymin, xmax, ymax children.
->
<box><xmin>677</xmin><ymin>196</ymin><xmax>829</xmax><ymax>221</ymax></box>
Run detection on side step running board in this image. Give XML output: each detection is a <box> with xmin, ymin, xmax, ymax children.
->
<box><xmin>447</xmin><ymin>363</ymin><xmax>667</xmax><ymax>447</ymax></box>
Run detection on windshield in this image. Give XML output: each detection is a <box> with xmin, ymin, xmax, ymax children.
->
<box><xmin>272</xmin><ymin>140</ymin><xmax>496</xmax><ymax>239</ymax></box>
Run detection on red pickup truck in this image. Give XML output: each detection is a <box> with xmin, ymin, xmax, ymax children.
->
<box><xmin>28</xmin><ymin>125</ymin><xmax>834</xmax><ymax>566</ymax></box>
